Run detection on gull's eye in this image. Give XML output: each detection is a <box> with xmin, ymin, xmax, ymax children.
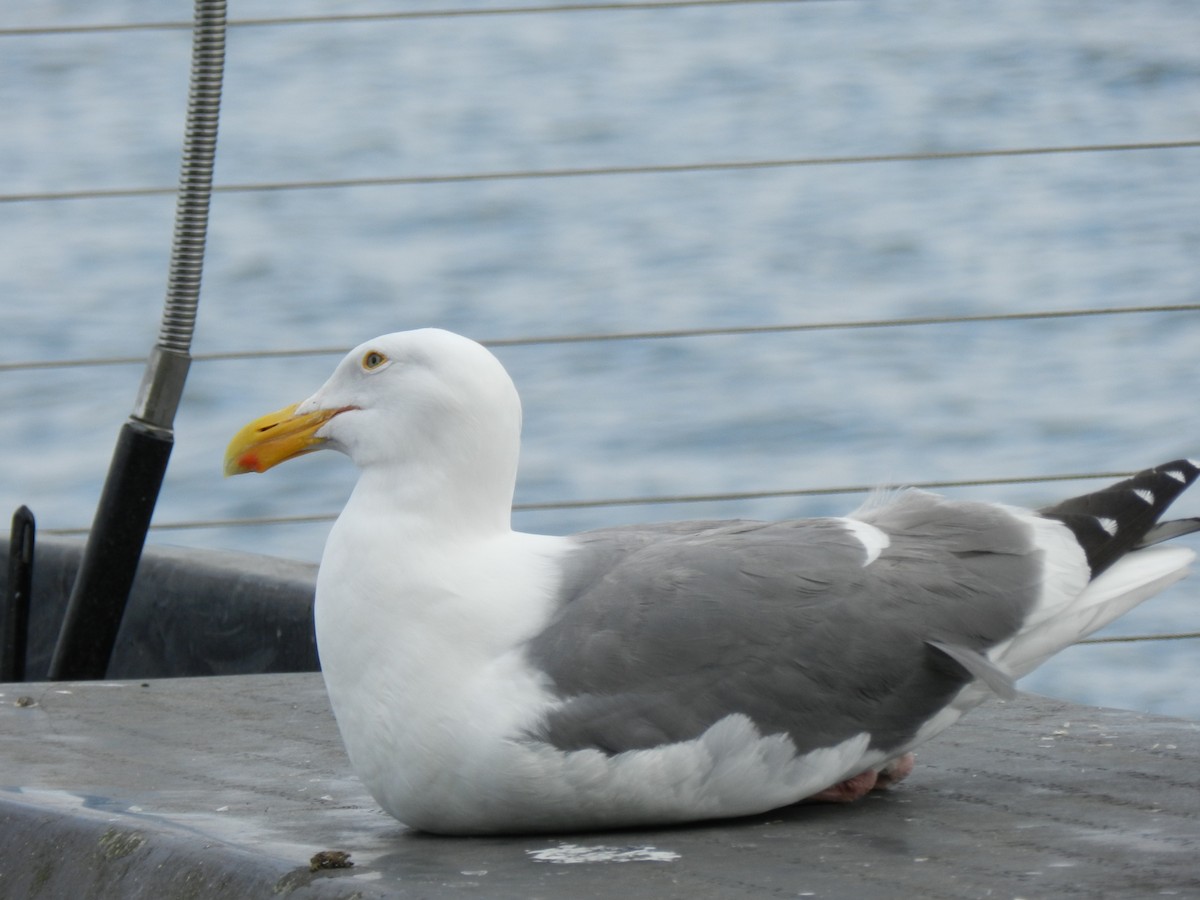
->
<box><xmin>362</xmin><ymin>350</ymin><xmax>388</xmax><ymax>371</ymax></box>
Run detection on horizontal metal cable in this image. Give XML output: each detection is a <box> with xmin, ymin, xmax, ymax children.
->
<box><xmin>1078</xmin><ymin>631</ymin><xmax>1200</xmax><ymax>645</ymax></box>
<box><xmin>4</xmin><ymin>139</ymin><xmax>1198</xmax><ymax>205</ymax></box>
<box><xmin>37</xmin><ymin>469</ymin><xmax>1140</xmax><ymax>537</ymax></box>
<box><xmin>41</xmin><ymin>513</ymin><xmax>341</xmax><ymax>536</ymax></box>
<box><xmin>0</xmin><ymin>1</ymin><xmax>839</xmax><ymax>38</ymax></box>
<box><xmin>4</xmin><ymin>303</ymin><xmax>1198</xmax><ymax>374</ymax></box>
<box><xmin>38</xmin><ymin>475</ymin><xmax>1200</xmax><ymax>647</ymax></box>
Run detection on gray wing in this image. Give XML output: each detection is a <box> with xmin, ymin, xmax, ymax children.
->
<box><xmin>524</xmin><ymin>492</ymin><xmax>1043</xmax><ymax>757</ymax></box>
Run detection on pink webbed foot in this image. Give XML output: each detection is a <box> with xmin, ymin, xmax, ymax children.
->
<box><xmin>803</xmin><ymin>753</ymin><xmax>916</xmax><ymax>804</ymax></box>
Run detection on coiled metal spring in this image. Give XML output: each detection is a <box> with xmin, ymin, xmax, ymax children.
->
<box><xmin>159</xmin><ymin>0</ymin><xmax>226</xmax><ymax>355</ymax></box>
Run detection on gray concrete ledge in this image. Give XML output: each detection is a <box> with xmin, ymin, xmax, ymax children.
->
<box><xmin>1</xmin><ymin>674</ymin><xmax>1198</xmax><ymax>899</ymax></box>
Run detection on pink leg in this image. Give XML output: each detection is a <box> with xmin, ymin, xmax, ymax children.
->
<box><xmin>805</xmin><ymin>769</ymin><xmax>878</xmax><ymax>803</ymax></box>
<box><xmin>873</xmin><ymin>752</ymin><xmax>915</xmax><ymax>790</ymax></box>
<box><xmin>803</xmin><ymin>753</ymin><xmax>916</xmax><ymax>804</ymax></box>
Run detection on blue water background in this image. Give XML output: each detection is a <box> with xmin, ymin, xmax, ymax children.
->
<box><xmin>1</xmin><ymin>0</ymin><xmax>1199</xmax><ymax>715</ymax></box>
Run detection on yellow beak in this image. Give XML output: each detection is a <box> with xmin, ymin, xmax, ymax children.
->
<box><xmin>224</xmin><ymin>402</ymin><xmax>346</xmax><ymax>475</ymax></box>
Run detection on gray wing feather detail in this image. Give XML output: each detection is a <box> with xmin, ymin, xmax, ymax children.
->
<box><xmin>525</xmin><ymin>492</ymin><xmax>1042</xmax><ymax>758</ymax></box>
<box><xmin>1136</xmin><ymin>518</ymin><xmax>1200</xmax><ymax>548</ymax></box>
<box><xmin>925</xmin><ymin>640</ymin><xmax>1018</xmax><ymax>700</ymax></box>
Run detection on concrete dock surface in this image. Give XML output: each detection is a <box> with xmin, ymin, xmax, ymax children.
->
<box><xmin>1</xmin><ymin>673</ymin><xmax>1197</xmax><ymax>898</ymax></box>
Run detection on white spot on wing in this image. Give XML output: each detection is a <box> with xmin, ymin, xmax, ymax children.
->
<box><xmin>527</xmin><ymin>844</ymin><xmax>680</xmax><ymax>864</ymax></box>
<box><xmin>1164</xmin><ymin>469</ymin><xmax>1186</xmax><ymax>483</ymax></box>
<box><xmin>839</xmin><ymin>518</ymin><xmax>891</xmax><ymax>566</ymax></box>
<box><xmin>1096</xmin><ymin>517</ymin><xmax>1119</xmax><ymax>536</ymax></box>
<box><xmin>1133</xmin><ymin>488</ymin><xmax>1154</xmax><ymax>504</ymax></box>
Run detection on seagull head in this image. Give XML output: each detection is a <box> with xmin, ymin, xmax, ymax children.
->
<box><xmin>224</xmin><ymin>329</ymin><xmax>523</xmax><ymax>489</ymax></box>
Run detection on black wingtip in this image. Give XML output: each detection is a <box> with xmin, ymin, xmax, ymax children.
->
<box><xmin>1039</xmin><ymin>459</ymin><xmax>1200</xmax><ymax>576</ymax></box>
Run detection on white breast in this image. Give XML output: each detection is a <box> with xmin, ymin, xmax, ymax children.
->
<box><xmin>313</xmin><ymin>500</ymin><xmax>568</xmax><ymax>820</ymax></box>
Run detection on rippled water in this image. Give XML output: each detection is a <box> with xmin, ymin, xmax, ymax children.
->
<box><xmin>1</xmin><ymin>0</ymin><xmax>1198</xmax><ymax>714</ymax></box>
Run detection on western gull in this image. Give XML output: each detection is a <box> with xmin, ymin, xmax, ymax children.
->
<box><xmin>225</xmin><ymin>327</ymin><xmax>1200</xmax><ymax>835</ymax></box>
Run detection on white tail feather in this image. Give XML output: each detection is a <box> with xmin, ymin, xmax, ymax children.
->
<box><xmin>999</xmin><ymin>545</ymin><xmax>1194</xmax><ymax>678</ymax></box>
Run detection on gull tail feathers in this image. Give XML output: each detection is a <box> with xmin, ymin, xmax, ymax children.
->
<box><xmin>1000</xmin><ymin>545</ymin><xmax>1193</xmax><ymax>679</ymax></box>
<box><xmin>998</xmin><ymin>459</ymin><xmax>1200</xmax><ymax>679</ymax></box>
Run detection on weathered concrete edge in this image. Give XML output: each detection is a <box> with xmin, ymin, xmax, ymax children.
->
<box><xmin>0</xmin><ymin>794</ymin><xmax>373</xmax><ymax>900</ymax></box>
